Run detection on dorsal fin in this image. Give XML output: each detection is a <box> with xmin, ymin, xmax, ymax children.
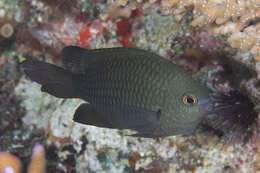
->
<box><xmin>60</xmin><ymin>46</ymin><xmax>156</xmax><ymax>74</ymax></box>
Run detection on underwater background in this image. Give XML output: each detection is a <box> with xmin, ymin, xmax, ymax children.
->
<box><xmin>0</xmin><ymin>0</ymin><xmax>260</xmax><ymax>172</ymax></box>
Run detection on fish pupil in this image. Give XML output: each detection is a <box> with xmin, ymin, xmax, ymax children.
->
<box><xmin>187</xmin><ymin>96</ymin><xmax>194</xmax><ymax>104</ymax></box>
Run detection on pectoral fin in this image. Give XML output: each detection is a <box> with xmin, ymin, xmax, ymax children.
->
<box><xmin>61</xmin><ymin>46</ymin><xmax>88</xmax><ymax>74</ymax></box>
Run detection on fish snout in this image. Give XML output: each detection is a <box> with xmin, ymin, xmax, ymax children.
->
<box><xmin>198</xmin><ymin>98</ymin><xmax>214</xmax><ymax>115</ymax></box>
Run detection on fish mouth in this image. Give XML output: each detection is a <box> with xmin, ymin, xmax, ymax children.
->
<box><xmin>198</xmin><ymin>98</ymin><xmax>214</xmax><ymax>115</ymax></box>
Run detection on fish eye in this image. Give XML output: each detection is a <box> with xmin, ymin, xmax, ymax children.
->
<box><xmin>182</xmin><ymin>94</ymin><xmax>198</xmax><ymax>106</ymax></box>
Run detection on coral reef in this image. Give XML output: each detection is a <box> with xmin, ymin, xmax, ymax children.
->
<box><xmin>227</xmin><ymin>23</ymin><xmax>260</xmax><ymax>60</ymax></box>
<box><xmin>0</xmin><ymin>51</ymin><xmax>24</xmax><ymax>135</ymax></box>
<box><xmin>0</xmin><ymin>145</ymin><xmax>45</xmax><ymax>173</ymax></box>
<box><xmin>1</xmin><ymin>0</ymin><xmax>260</xmax><ymax>172</ymax></box>
<box><xmin>0</xmin><ymin>152</ymin><xmax>22</xmax><ymax>173</ymax></box>
<box><xmin>16</xmin><ymin>59</ymin><xmax>260</xmax><ymax>172</ymax></box>
<box><xmin>0</xmin><ymin>0</ymin><xmax>27</xmax><ymax>53</ymax></box>
<box><xmin>27</xmin><ymin>145</ymin><xmax>45</xmax><ymax>173</ymax></box>
<box><xmin>116</xmin><ymin>0</ymin><xmax>260</xmax><ymax>59</ymax></box>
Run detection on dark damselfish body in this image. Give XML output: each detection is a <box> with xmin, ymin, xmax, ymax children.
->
<box><xmin>22</xmin><ymin>46</ymin><xmax>214</xmax><ymax>137</ymax></box>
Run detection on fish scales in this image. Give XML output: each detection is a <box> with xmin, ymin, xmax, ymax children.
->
<box><xmin>76</xmin><ymin>55</ymin><xmax>174</xmax><ymax>112</ymax></box>
<box><xmin>22</xmin><ymin>46</ymin><xmax>212</xmax><ymax>137</ymax></box>
<box><xmin>72</xmin><ymin>49</ymin><xmax>200</xmax><ymax>135</ymax></box>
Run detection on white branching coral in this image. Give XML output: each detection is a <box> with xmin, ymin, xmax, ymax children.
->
<box><xmin>116</xmin><ymin>0</ymin><xmax>260</xmax><ymax>59</ymax></box>
<box><xmin>227</xmin><ymin>23</ymin><xmax>260</xmax><ymax>54</ymax></box>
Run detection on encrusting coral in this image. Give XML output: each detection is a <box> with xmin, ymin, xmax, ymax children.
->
<box><xmin>0</xmin><ymin>145</ymin><xmax>45</xmax><ymax>173</ymax></box>
<box><xmin>116</xmin><ymin>0</ymin><xmax>260</xmax><ymax>60</ymax></box>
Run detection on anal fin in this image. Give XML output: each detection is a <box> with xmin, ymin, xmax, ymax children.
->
<box><xmin>73</xmin><ymin>103</ymin><xmax>114</xmax><ymax>128</ymax></box>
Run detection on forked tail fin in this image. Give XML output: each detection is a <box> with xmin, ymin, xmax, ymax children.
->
<box><xmin>22</xmin><ymin>58</ymin><xmax>77</xmax><ymax>98</ymax></box>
